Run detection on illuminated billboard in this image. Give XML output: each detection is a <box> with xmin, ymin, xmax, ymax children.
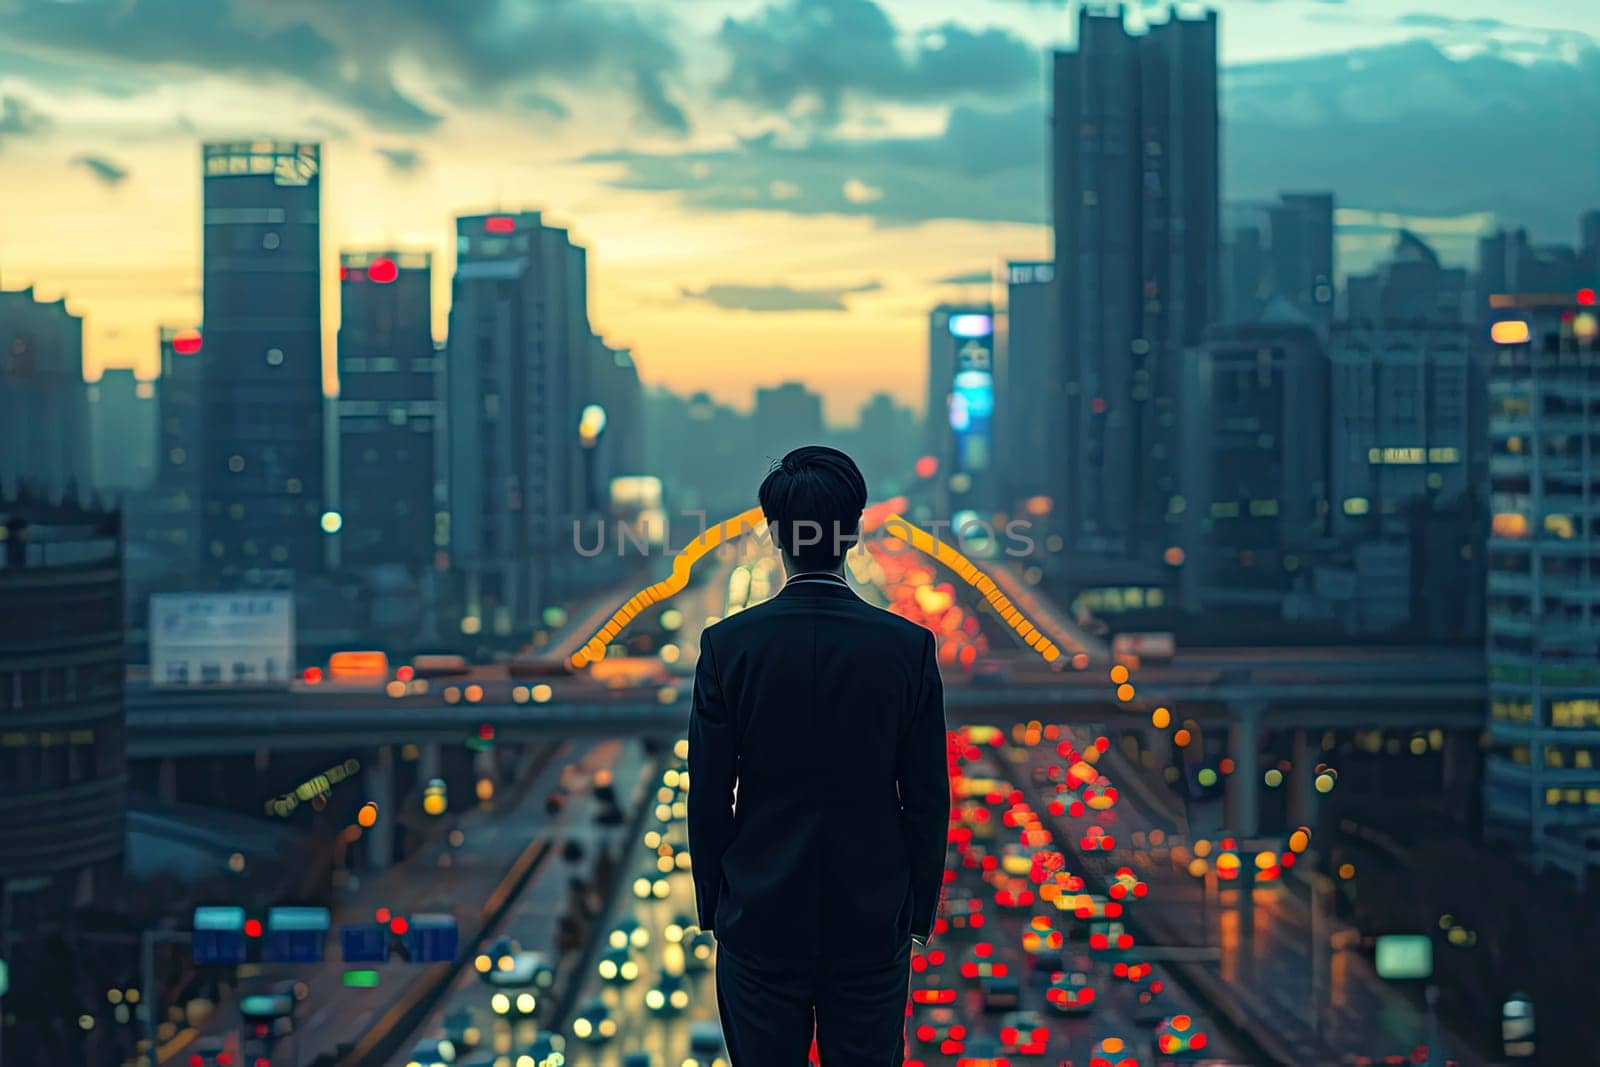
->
<box><xmin>948</xmin><ymin>319</ymin><xmax>995</xmax><ymax>473</ymax></box>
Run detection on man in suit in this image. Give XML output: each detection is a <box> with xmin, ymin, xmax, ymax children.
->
<box><xmin>688</xmin><ymin>445</ymin><xmax>951</xmax><ymax>1066</ymax></box>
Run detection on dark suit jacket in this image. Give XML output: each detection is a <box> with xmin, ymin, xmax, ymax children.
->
<box><xmin>687</xmin><ymin>573</ymin><xmax>950</xmax><ymax>965</ymax></box>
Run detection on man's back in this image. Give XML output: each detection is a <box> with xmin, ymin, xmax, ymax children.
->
<box><xmin>687</xmin><ymin>574</ymin><xmax>950</xmax><ymax>965</ymax></box>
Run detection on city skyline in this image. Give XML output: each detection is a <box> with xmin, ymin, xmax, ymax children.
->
<box><xmin>0</xmin><ymin>0</ymin><xmax>1596</xmax><ymax>420</ymax></box>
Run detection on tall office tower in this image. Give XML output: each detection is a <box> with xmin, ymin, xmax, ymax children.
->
<box><xmin>1267</xmin><ymin>192</ymin><xmax>1336</xmax><ymax>333</ymax></box>
<box><xmin>336</xmin><ymin>250</ymin><xmax>436</xmax><ymax>573</ymax></box>
<box><xmin>1052</xmin><ymin>5</ymin><xmax>1220</xmax><ymax>558</ymax></box>
<box><xmin>1483</xmin><ymin>295</ymin><xmax>1600</xmax><ymax>878</ymax></box>
<box><xmin>1222</xmin><ymin>220</ymin><xmax>1269</xmax><ymax>323</ymax></box>
<box><xmin>156</xmin><ymin>327</ymin><xmax>204</xmax><ymax>496</ymax></box>
<box><xmin>754</xmin><ymin>381</ymin><xmax>826</xmax><ymax>458</ymax></box>
<box><xmin>0</xmin><ymin>285</ymin><xmax>89</xmax><ymax>502</ymax></box>
<box><xmin>997</xmin><ymin>262</ymin><xmax>1056</xmax><ymax>512</ymax></box>
<box><xmin>200</xmin><ymin>141</ymin><xmax>325</xmax><ymax>582</ymax></box>
<box><xmin>927</xmin><ymin>304</ymin><xmax>996</xmax><ymax>516</ymax></box>
<box><xmin>445</xmin><ymin>211</ymin><xmax>593</xmax><ymax>637</ymax></box>
<box><xmin>1178</xmin><ymin>313</ymin><xmax>1329</xmax><ymax>613</ymax></box>
<box><xmin>88</xmin><ymin>368</ymin><xmax>157</xmax><ymax>493</ymax></box>
<box><xmin>124</xmin><ymin>326</ymin><xmax>205</xmax><ymax>593</ymax></box>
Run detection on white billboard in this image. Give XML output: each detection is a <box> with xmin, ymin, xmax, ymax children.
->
<box><xmin>150</xmin><ymin>592</ymin><xmax>295</xmax><ymax>687</ymax></box>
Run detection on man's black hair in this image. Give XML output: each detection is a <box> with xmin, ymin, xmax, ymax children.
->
<box><xmin>758</xmin><ymin>445</ymin><xmax>868</xmax><ymax>572</ymax></box>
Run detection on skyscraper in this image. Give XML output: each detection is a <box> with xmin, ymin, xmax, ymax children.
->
<box><xmin>1267</xmin><ymin>192</ymin><xmax>1336</xmax><ymax>333</ymax></box>
<box><xmin>927</xmin><ymin>304</ymin><xmax>996</xmax><ymax>515</ymax></box>
<box><xmin>445</xmin><ymin>211</ymin><xmax>593</xmax><ymax>638</ymax></box>
<box><xmin>1484</xmin><ymin>295</ymin><xmax>1600</xmax><ymax>877</ymax></box>
<box><xmin>997</xmin><ymin>262</ymin><xmax>1056</xmax><ymax>512</ymax></box>
<box><xmin>1051</xmin><ymin>5</ymin><xmax>1220</xmax><ymax>558</ymax></box>
<box><xmin>754</xmin><ymin>381</ymin><xmax>825</xmax><ymax>459</ymax></box>
<box><xmin>199</xmin><ymin>141</ymin><xmax>325</xmax><ymax>581</ymax></box>
<box><xmin>336</xmin><ymin>250</ymin><xmax>436</xmax><ymax>574</ymax></box>
<box><xmin>0</xmin><ymin>285</ymin><xmax>89</xmax><ymax>502</ymax></box>
<box><xmin>88</xmin><ymin>368</ymin><xmax>157</xmax><ymax>493</ymax></box>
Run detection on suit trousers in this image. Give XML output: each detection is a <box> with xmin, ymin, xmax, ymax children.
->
<box><xmin>714</xmin><ymin>942</ymin><xmax>910</xmax><ymax>1067</ymax></box>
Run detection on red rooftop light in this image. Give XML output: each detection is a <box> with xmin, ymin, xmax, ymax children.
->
<box><xmin>172</xmin><ymin>329</ymin><xmax>202</xmax><ymax>356</ymax></box>
<box><xmin>484</xmin><ymin>215</ymin><xmax>516</xmax><ymax>234</ymax></box>
<box><xmin>1579</xmin><ymin>287</ymin><xmax>1597</xmax><ymax>306</ymax></box>
<box><xmin>368</xmin><ymin>257</ymin><xmax>398</xmax><ymax>284</ymax></box>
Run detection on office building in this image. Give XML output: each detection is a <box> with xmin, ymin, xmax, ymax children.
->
<box><xmin>88</xmin><ymin>368</ymin><xmax>157</xmax><ymax>493</ymax></box>
<box><xmin>1267</xmin><ymin>193</ymin><xmax>1335</xmax><ymax>333</ymax></box>
<box><xmin>583</xmin><ymin>338</ymin><xmax>644</xmax><ymax>511</ymax></box>
<box><xmin>0</xmin><ymin>497</ymin><xmax>126</xmax><ymax>1048</ymax></box>
<box><xmin>336</xmin><ymin>250</ymin><xmax>437</xmax><ymax>574</ymax></box>
<box><xmin>1329</xmin><ymin>323</ymin><xmax>1474</xmax><ymax>536</ymax></box>
<box><xmin>1051</xmin><ymin>5</ymin><xmax>1220</xmax><ymax>557</ymax></box>
<box><xmin>927</xmin><ymin>305</ymin><xmax>996</xmax><ymax>515</ymax></box>
<box><xmin>754</xmin><ymin>381</ymin><xmax>825</xmax><ymax>459</ymax></box>
<box><xmin>199</xmin><ymin>141</ymin><xmax>325</xmax><ymax>582</ymax></box>
<box><xmin>997</xmin><ymin>262</ymin><xmax>1056</xmax><ymax>512</ymax></box>
<box><xmin>848</xmin><ymin>391</ymin><xmax>918</xmax><ymax>501</ymax></box>
<box><xmin>1346</xmin><ymin>230</ymin><xmax>1468</xmax><ymax>324</ymax></box>
<box><xmin>445</xmin><ymin>210</ymin><xmax>594</xmax><ymax>637</ymax></box>
<box><xmin>1477</xmin><ymin>214</ymin><xmax>1600</xmax><ymax>312</ymax></box>
<box><xmin>0</xmin><ymin>285</ymin><xmax>89</xmax><ymax>502</ymax></box>
<box><xmin>1483</xmin><ymin>294</ymin><xmax>1600</xmax><ymax>879</ymax></box>
<box><xmin>1178</xmin><ymin>311</ymin><xmax>1329</xmax><ymax>612</ymax></box>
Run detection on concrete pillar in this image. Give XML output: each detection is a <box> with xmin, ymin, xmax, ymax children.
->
<box><xmin>156</xmin><ymin>757</ymin><xmax>178</xmax><ymax>805</ymax></box>
<box><xmin>1226</xmin><ymin>701</ymin><xmax>1266</xmax><ymax>838</ymax></box>
<box><xmin>366</xmin><ymin>745</ymin><xmax>395</xmax><ymax>871</ymax></box>
<box><xmin>418</xmin><ymin>742</ymin><xmax>442</xmax><ymax>782</ymax></box>
<box><xmin>1288</xmin><ymin>728</ymin><xmax>1317</xmax><ymax>828</ymax></box>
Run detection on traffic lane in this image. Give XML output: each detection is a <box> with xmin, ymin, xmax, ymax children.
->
<box><xmin>916</xmin><ymin>837</ymin><xmax>1239</xmax><ymax>1065</ymax></box>
<box><xmin>195</xmin><ymin>740</ymin><xmax>574</xmax><ymax>1060</ymax></box>
<box><xmin>385</xmin><ymin>738</ymin><xmax>651</xmax><ymax>1066</ymax></box>
<box><xmin>1015</xmin><ymin>734</ymin><xmax>1482</xmax><ymax>1066</ymax></box>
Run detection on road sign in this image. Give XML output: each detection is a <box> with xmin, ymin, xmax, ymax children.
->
<box><xmin>341</xmin><ymin>922</ymin><xmax>389</xmax><ymax>963</ymax></box>
<box><xmin>192</xmin><ymin>906</ymin><xmax>248</xmax><ymax>965</ymax></box>
<box><xmin>266</xmin><ymin>906</ymin><xmax>330</xmax><ymax>963</ymax></box>
<box><xmin>407</xmin><ymin>913</ymin><xmax>459</xmax><ymax>963</ymax></box>
<box><xmin>1375</xmin><ymin>934</ymin><xmax>1433</xmax><ymax>980</ymax></box>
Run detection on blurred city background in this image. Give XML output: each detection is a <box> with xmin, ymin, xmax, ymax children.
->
<box><xmin>0</xmin><ymin>0</ymin><xmax>1596</xmax><ymax>1065</ymax></box>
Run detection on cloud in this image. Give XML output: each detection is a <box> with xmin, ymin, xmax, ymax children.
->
<box><xmin>0</xmin><ymin>94</ymin><xmax>49</xmax><ymax>143</ymax></box>
<box><xmin>376</xmin><ymin>146</ymin><xmax>423</xmax><ymax>173</ymax></box>
<box><xmin>935</xmin><ymin>269</ymin><xmax>993</xmax><ymax>285</ymax></box>
<box><xmin>716</xmin><ymin>0</ymin><xmax>1040</xmax><ymax>125</ymax></box>
<box><xmin>581</xmin><ymin>101</ymin><xmax>1046</xmax><ymax>225</ymax></box>
<box><xmin>679</xmin><ymin>279</ymin><xmax>883</xmax><ymax>312</ymax></box>
<box><xmin>72</xmin><ymin>153</ymin><xmax>128</xmax><ymax>185</ymax></box>
<box><xmin>0</xmin><ymin>0</ymin><xmax>689</xmax><ymax>134</ymax></box>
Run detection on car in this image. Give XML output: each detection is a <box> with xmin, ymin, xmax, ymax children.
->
<box><xmin>1045</xmin><ymin>969</ymin><xmax>1097</xmax><ymax>1014</ymax></box>
<box><xmin>571</xmin><ymin>996</ymin><xmax>617</xmax><ymax>1044</ymax></box>
<box><xmin>685</xmin><ymin>1020</ymin><xmax>729</xmax><ymax>1067</ymax></box>
<box><xmin>909</xmin><ymin>974</ymin><xmax>959</xmax><ymax>1009</ymax></box>
<box><xmin>1089</xmin><ymin>1035</ymin><xmax>1139</xmax><ymax>1067</ymax></box>
<box><xmin>910</xmin><ymin>945</ymin><xmax>949</xmax><ymax>978</ymax></box>
<box><xmin>936</xmin><ymin>890</ymin><xmax>986</xmax><ymax>936</ymax></box>
<box><xmin>474</xmin><ymin>937</ymin><xmax>523</xmax><ymax>983</ymax></box>
<box><xmin>954</xmin><ymin>1035</ymin><xmax>1006</xmax><ymax>1067</ymax></box>
<box><xmin>597</xmin><ymin>944</ymin><xmax>640</xmax><ymax>984</ymax></box>
<box><xmin>1088</xmin><ymin>920</ymin><xmax>1136</xmax><ymax>961</ymax></box>
<box><xmin>909</xmin><ymin>1006</ymin><xmax>967</xmax><ymax>1056</ymax></box>
<box><xmin>609</xmin><ymin>916</ymin><xmax>650</xmax><ymax>950</ymax></box>
<box><xmin>483</xmin><ymin>949</ymin><xmax>555</xmax><ymax>991</ymax></box>
<box><xmin>684</xmin><ymin>929</ymin><xmax>716</xmax><ymax>972</ymax></box>
<box><xmin>443</xmin><ymin>1007</ymin><xmax>481</xmax><ymax>1048</ymax></box>
<box><xmin>1153</xmin><ymin>1013</ymin><xmax>1211</xmax><ymax>1057</ymax></box>
<box><xmin>645</xmin><ymin>971</ymin><xmax>691</xmax><ymax>1016</ymax></box>
<box><xmin>991</xmin><ymin>876</ymin><xmax>1036</xmax><ymax>910</ymax></box>
<box><xmin>999</xmin><ymin>1010</ymin><xmax>1050</xmax><ymax>1056</ymax></box>
<box><xmin>1022</xmin><ymin>915</ymin><xmax>1064</xmax><ymax>955</ymax></box>
<box><xmin>959</xmin><ymin>942</ymin><xmax>1009</xmax><ymax>982</ymax></box>
<box><xmin>664</xmin><ymin>912</ymin><xmax>697</xmax><ymax>943</ymax></box>
<box><xmin>488</xmin><ymin>987</ymin><xmax>538</xmax><ymax>1018</ymax></box>
<box><xmin>981</xmin><ymin>975</ymin><xmax>1021</xmax><ymax>1013</ymax></box>
<box><xmin>405</xmin><ymin>1037</ymin><xmax>457</xmax><ymax>1067</ymax></box>
<box><xmin>514</xmin><ymin>1033</ymin><xmax>567</xmax><ymax>1066</ymax></box>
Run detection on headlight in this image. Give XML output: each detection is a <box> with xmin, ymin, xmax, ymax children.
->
<box><xmin>491</xmin><ymin>993</ymin><xmax>510</xmax><ymax>1015</ymax></box>
<box><xmin>516</xmin><ymin>993</ymin><xmax>536</xmax><ymax>1014</ymax></box>
<box><xmin>573</xmin><ymin>1018</ymin><xmax>593</xmax><ymax>1039</ymax></box>
<box><xmin>646</xmin><ymin>990</ymin><xmax>665</xmax><ymax>1011</ymax></box>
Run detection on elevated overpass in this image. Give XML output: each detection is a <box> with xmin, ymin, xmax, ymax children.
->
<box><xmin>126</xmin><ymin>646</ymin><xmax>1484</xmax><ymax>758</ymax></box>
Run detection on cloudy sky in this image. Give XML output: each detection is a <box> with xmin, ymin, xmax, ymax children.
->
<box><xmin>1</xmin><ymin>0</ymin><xmax>1596</xmax><ymax>420</ymax></box>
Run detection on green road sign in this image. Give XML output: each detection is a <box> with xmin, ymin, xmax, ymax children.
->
<box><xmin>1375</xmin><ymin>934</ymin><xmax>1433</xmax><ymax>980</ymax></box>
